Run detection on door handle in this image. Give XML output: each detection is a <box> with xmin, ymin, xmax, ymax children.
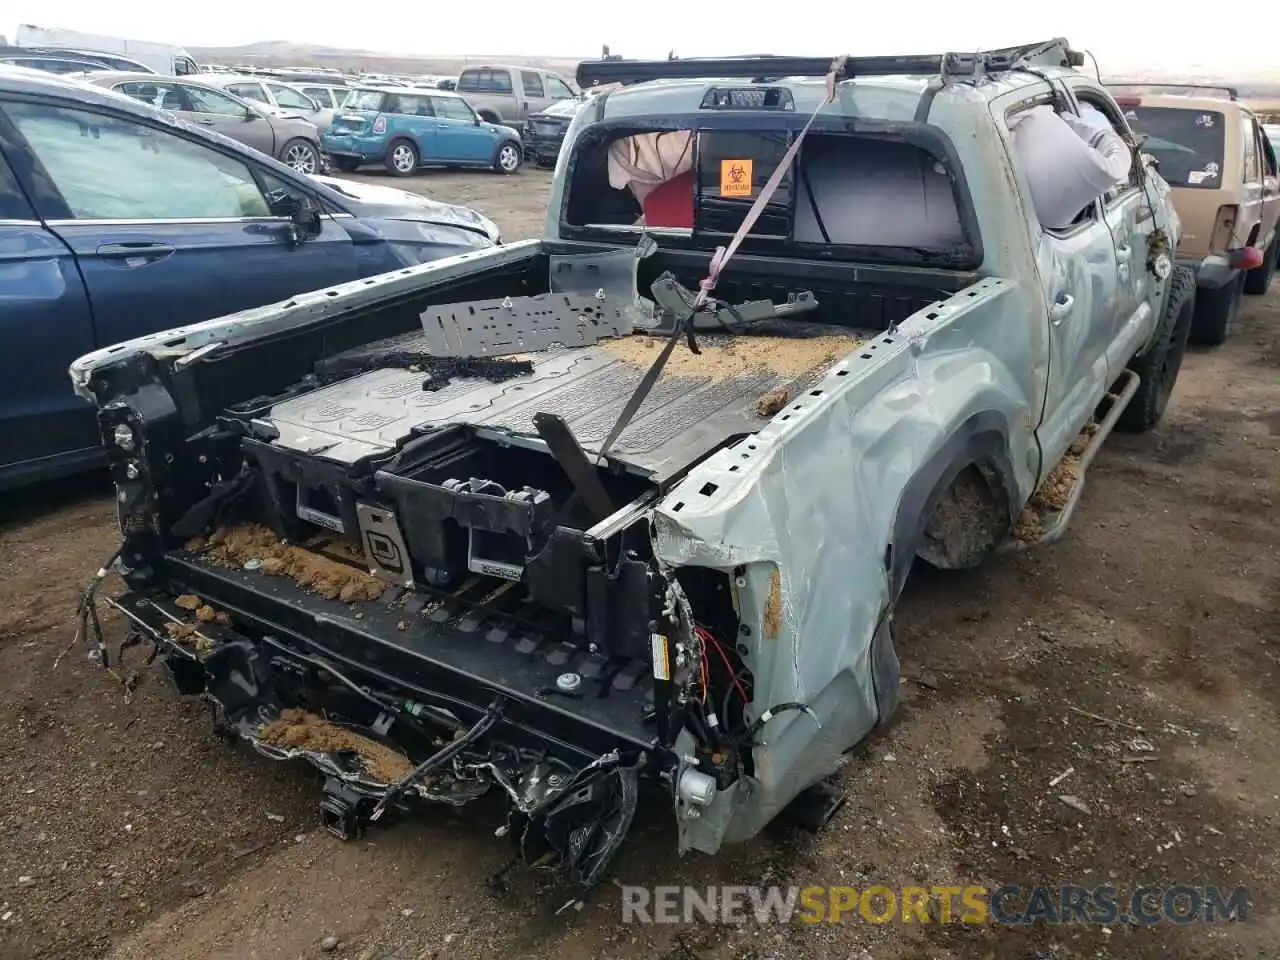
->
<box><xmin>96</xmin><ymin>241</ymin><xmax>176</xmax><ymax>260</ymax></box>
<box><xmin>196</xmin><ymin>118</ymin><xmax>215</xmax><ymax>125</ymax></box>
<box><xmin>1050</xmin><ymin>293</ymin><xmax>1075</xmax><ymax>324</ymax></box>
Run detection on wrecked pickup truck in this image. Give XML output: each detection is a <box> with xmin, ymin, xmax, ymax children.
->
<box><xmin>68</xmin><ymin>39</ymin><xmax>1188</xmax><ymax>909</ymax></box>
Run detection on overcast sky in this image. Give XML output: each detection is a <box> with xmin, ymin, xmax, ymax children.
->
<box><xmin>7</xmin><ymin>4</ymin><xmax>1273</xmax><ymax>72</ymax></box>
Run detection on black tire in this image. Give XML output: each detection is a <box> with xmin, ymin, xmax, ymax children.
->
<box><xmin>384</xmin><ymin>139</ymin><xmax>418</xmax><ymax>177</ymax></box>
<box><xmin>1244</xmin><ymin>235</ymin><xmax>1278</xmax><ymax>295</ymax></box>
<box><xmin>279</xmin><ymin>138</ymin><xmax>321</xmax><ymax>175</ymax></box>
<box><xmin>492</xmin><ymin>140</ymin><xmax>522</xmax><ymax>175</ymax></box>
<box><xmin>331</xmin><ymin>156</ymin><xmax>360</xmax><ymax>173</ymax></box>
<box><xmin>1190</xmin><ymin>271</ymin><xmax>1243</xmax><ymax>346</ymax></box>
<box><xmin>1118</xmin><ymin>265</ymin><xmax>1196</xmax><ymax>433</ymax></box>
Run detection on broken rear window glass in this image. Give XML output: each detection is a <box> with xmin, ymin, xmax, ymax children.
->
<box><xmin>565</xmin><ymin>128</ymin><xmax>969</xmax><ymax>259</ymax></box>
<box><xmin>1124</xmin><ymin>106</ymin><xmax>1226</xmax><ymax>188</ymax></box>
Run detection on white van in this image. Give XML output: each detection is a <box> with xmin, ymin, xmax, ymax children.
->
<box><xmin>15</xmin><ymin>24</ymin><xmax>200</xmax><ymax>76</ymax></box>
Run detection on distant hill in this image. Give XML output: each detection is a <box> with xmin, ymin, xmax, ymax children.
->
<box><xmin>187</xmin><ymin>41</ymin><xmax>583</xmax><ymax>77</ymax></box>
<box><xmin>186</xmin><ymin>41</ymin><xmax>1280</xmax><ymax>101</ymax></box>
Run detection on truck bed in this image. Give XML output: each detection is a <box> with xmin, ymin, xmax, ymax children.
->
<box><xmin>257</xmin><ymin>320</ymin><xmax>879</xmax><ymax>480</ymax></box>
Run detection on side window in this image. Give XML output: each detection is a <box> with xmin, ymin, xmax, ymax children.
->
<box><xmin>1075</xmin><ymin>92</ymin><xmax>1139</xmax><ymax>202</ymax></box>
<box><xmin>1243</xmin><ymin>117</ymin><xmax>1261</xmax><ymax>182</ymax></box>
<box><xmin>302</xmin><ymin>87</ymin><xmax>335</xmax><ymax>108</ymax></box>
<box><xmin>521</xmin><ymin>71</ymin><xmax>545</xmax><ymax>98</ymax></box>
<box><xmin>115</xmin><ymin>82</ymin><xmax>192</xmax><ymax>113</ymax></box>
<box><xmin>432</xmin><ymin>97</ymin><xmax>474</xmax><ymax>122</ymax></box>
<box><xmin>175</xmin><ymin>58</ymin><xmax>197</xmax><ymax>76</ymax></box>
<box><xmin>228</xmin><ymin>83</ymin><xmax>269</xmax><ymax>105</ymax></box>
<box><xmin>184</xmin><ymin>86</ymin><xmax>252</xmax><ymax>117</ymax></box>
<box><xmin>1006</xmin><ymin>101</ymin><xmax>1099</xmax><ymax>232</ymax></box>
<box><xmin>267</xmin><ymin>83</ymin><xmax>316</xmax><ymax>111</ymax></box>
<box><xmin>1257</xmin><ymin>121</ymin><xmax>1278</xmax><ymax>178</ymax></box>
<box><xmin>7</xmin><ymin>102</ymin><xmax>271</xmax><ymax>221</ymax></box>
<box><xmin>456</xmin><ymin>70</ymin><xmax>481</xmax><ymax>93</ymax></box>
<box><xmin>546</xmin><ymin>77</ymin><xmax>576</xmax><ymax>100</ymax></box>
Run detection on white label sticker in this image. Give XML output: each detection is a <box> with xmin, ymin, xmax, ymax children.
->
<box><xmin>650</xmin><ymin>634</ymin><xmax>670</xmax><ymax>681</ymax></box>
<box><xmin>1188</xmin><ymin>171</ymin><xmax>1209</xmax><ymax>185</ymax></box>
<box><xmin>1196</xmin><ymin>113</ymin><xmax>1216</xmax><ymax>128</ymax></box>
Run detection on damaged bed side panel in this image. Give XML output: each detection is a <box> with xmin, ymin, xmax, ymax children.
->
<box><xmin>652</xmin><ymin>278</ymin><xmax>1038</xmax><ymax>854</ymax></box>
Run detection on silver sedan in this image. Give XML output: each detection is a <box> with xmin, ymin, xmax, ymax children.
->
<box><xmin>81</xmin><ymin>71</ymin><xmax>325</xmax><ymax>174</ymax></box>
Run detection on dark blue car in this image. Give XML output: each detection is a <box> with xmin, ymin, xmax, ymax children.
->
<box><xmin>0</xmin><ymin>67</ymin><xmax>500</xmax><ymax>491</ymax></box>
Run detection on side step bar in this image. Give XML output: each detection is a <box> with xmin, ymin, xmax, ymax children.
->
<box><xmin>1004</xmin><ymin>368</ymin><xmax>1140</xmax><ymax>550</ymax></box>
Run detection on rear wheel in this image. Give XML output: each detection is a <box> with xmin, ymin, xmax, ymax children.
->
<box><xmin>280</xmin><ymin>138</ymin><xmax>320</xmax><ymax>175</ymax></box>
<box><xmin>1244</xmin><ymin>235</ymin><xmax>1278</xmax><ymax>295</ymax></box>
<box><xmin>493</xmin><ymin>141</ymin><xmax>522</xmax><ymax>175</ymax></box>
<box><xmin>1190</xmin><ymin>271</ymin><xmax>1244</xmax><ymax>346</ymax></box>
<box><xmin>1118</xmin><ymin>265</ymin><xmax>1196</xmax><ymax>433</ymax></box>
<box><xmin>331</xmin><ymin>156</ymin><xmax>360</xmax><ymax>173</ymax></box>
<box><xmin>385</xmin><ymin>139</ymin><xmax>418</xmax><ymax>177</ymax></box>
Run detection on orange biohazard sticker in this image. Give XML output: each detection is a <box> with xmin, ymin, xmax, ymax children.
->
<box><xmin>720</xmin><ymin>158</ymin><xmax>754</xmax><ymax>197</ymax></box>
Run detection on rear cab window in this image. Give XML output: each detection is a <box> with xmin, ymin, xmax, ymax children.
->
<box><xmin>564</xmin><ymin>123</ymin><xmax>975</xmax><ymax>266</ymax></box>
<box><xmin>1122</xmin><ymin>105</ymin><xmax>1226</xmax><ymax>188</ymax></box>
<box><xmin>458</xmin><ymin>69</ymin><xmax>514</xmax><ymax>95</ymax></box>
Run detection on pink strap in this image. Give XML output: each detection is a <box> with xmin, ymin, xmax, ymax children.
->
<box><xmin>692</xmin><ymin>58</ymin><xmax>847</xmax><ymax>309</ymax></box>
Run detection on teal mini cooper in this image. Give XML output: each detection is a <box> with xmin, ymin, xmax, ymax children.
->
<box><xmin>322</xmin><ymin>86</ymin><xmax>524</xmax><ymax>177</ymax></box>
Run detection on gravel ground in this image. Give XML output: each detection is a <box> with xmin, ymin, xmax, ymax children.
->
<box><xmin>1</xmin><ymin>166</ymin><xmax>1278</xmax><ymax>960</ymax></box>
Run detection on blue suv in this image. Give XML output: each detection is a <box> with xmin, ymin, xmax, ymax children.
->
<box><xmin>0</xmin><ymin>67</ymin><xmax>500</xmax><ymax>491</ymax></box>
<box><xmin>323</xmin><ymin>87</ymin><xmax>524</xmax><ymax>177</ymax></box>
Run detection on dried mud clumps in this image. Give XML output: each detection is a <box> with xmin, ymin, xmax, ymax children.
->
<box><xmin>164</xmin><ymin>620</ymin><xmax>214</xmax><ymax>653</ymax></box>
<box><xmin>257</xmin><ymin>708</ymin><xmax>414</xmax><ymax>784</ymax></box>
<box><xmin>1032</xmin><ymin>456</ymin><xmax>1080</xmax><ymax>512</ymax></box>
<box><xmin>755</xmin><ymin>387</ymin><xmax>790</xmax><ymax>418</ymax></box>
<box><xmin>604</xmin><ymin>334</ymin><xmax>860</xmax><ymax>382</ymax></box>
<box><xmin>192</xmin><ymin>524</ymin><xmax>385</xmax><ymax>603</ymax></box>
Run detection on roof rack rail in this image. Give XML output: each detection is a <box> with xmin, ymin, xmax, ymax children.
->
<box><xmin>576</xmin><ymin>38</ymin><xmax>1082</xmax><ymax>88</ymax></box>
<box><xmin>1105</xmin><ymin>81</ymin><xmax>1238</xmax><ymax>102</ymax></box>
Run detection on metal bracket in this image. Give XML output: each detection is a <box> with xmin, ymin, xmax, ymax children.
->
<box><xmin>533</xmin><ymin>411</ymin><xmax>616</xmax><ymax>522</ymax></box>
<box><xmin>320</xmin><ymin>777</ymin><xmax>374</xmax><ymax>841</ymax></box>
<box><xmin>419</xmin><ymin>291</ymin><xmax>633</xmax><ymax>358</ymax></box>
<box><xmin>643</xmin><ymin>272</ymin><xmax>819</xmax><ymax>333</ymax></box>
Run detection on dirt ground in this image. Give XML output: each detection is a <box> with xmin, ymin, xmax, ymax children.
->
<box><xmin>3</xmin><ymin>167</ymin><xmax>1279</xmax><ymax>960</ymax></box>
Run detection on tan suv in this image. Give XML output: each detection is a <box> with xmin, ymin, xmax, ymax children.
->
<box><xmin>1112</xmin><ymin>85</ymin><xmax>1280</xmax><ymax>344</ymax></box>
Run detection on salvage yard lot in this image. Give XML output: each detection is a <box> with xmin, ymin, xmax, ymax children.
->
<box><xmin>2</xmin><ymin>166</ymin><xmax>1278</xmax><ymax>960</ymax></box>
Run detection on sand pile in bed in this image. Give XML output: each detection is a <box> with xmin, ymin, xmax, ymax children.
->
<box><xmin>603</xmin><ymin>333</ymin><xmax>861</xmax><ymax>381</ymax></box>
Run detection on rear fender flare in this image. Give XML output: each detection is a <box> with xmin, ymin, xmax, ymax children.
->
<box><xmin>887</xmin><ymin>410</ymin><xmax>1019</xmax><ymax>602</ymax></box>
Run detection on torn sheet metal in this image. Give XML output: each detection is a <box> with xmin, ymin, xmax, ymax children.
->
<box><xmin>548</xmin><ymin>237</ymin><xmax>657</xmax><ymax>330</ymax></box>
<box><xmin>655</xmin><ymin>279</ymin><xmax>1032</xmax><ymax>854</ymax></box>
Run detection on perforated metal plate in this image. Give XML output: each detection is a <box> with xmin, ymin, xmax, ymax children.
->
<box><xmin>419</xmin><ymin>292</ymin><xmax>631</xmax><ymax>357</ymax></box>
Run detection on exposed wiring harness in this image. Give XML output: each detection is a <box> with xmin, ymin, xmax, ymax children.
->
<box><xmin>692</xmin><ymin>622</ymin><xmax>821</xmax><ymax>748</ymax></box>
<box><xmin>57</xmin><ymin>545</ymin><xmax>123</xmax><ymax>671</ymax></box>
<box><xmin>370</xmin><ymin>697</ymin><xmax>505</xmax><ymax>821</ymax></box>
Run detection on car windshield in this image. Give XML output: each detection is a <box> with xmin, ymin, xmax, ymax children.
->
<box><xmin>1123</xmin><ymin>106</ymin><xmax>1226</xmax><ymax>188</ymax></box>
<box><xmin>342</xmin><ymin>89</ymin><xmax>386</xmax><ymax>112</ymax></box>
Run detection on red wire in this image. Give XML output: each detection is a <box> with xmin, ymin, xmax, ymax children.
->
<box><xmin>696</xmin><ymin>625</ymin><xmax>750</xmax><ymax>705</ymax></box>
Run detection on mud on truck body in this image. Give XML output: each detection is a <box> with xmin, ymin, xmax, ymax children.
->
<box><xmin>69</xmin><ymin>39</ymin><xmax>1188</xmax><ymax>910</ymax></box>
